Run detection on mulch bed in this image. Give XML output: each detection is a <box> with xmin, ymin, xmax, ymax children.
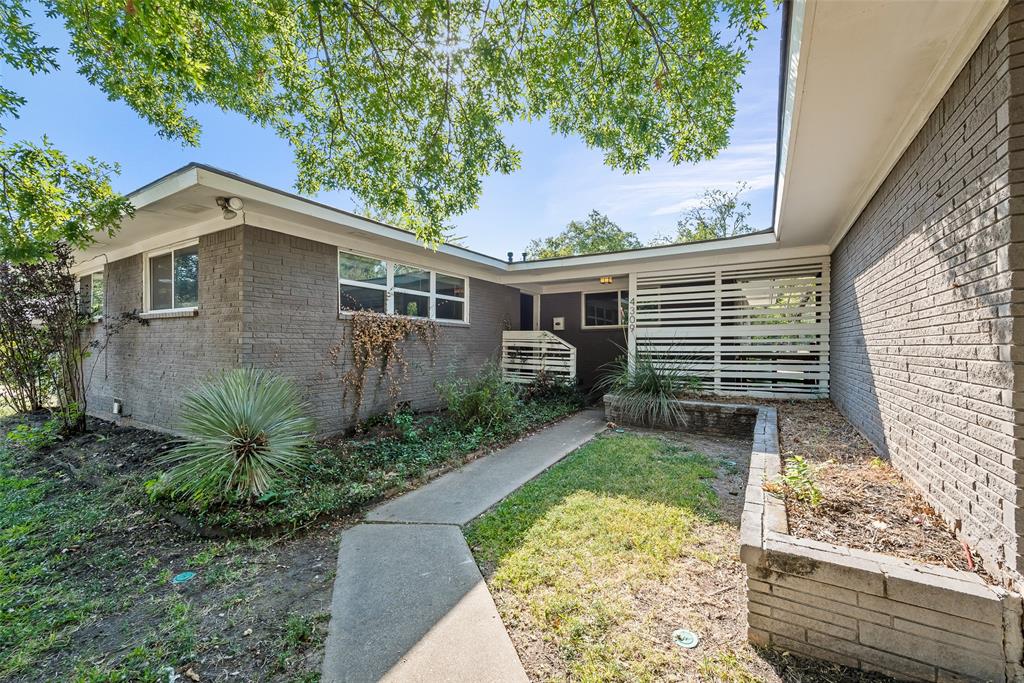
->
<box><xmin>776</xmin><ymin>400</ymin><xmax>988</xmax><ymax>579</ymax></box>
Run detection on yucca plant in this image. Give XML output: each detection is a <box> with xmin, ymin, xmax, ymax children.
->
<box><xmin>156</xmin><ymin>368</ymin><xmax>315</xmax><ymax>503</ymax></box>
<box><xmin>596</xmin><ymin>348</ymin><xmax>703</xmax><ymax>427</ymax></box>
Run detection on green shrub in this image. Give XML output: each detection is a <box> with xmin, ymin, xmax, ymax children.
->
<box><xmin>155</xmin><ymin>369</ymin><xmax>315</xmax><ymax>504</ymax></box>
<box><xmin>5</xmin><ymin>416</ymin><xmax>61</xmax><ymax>451</ymax></box>
<box><xmin>436</xmin><ymin>362</ymin><xmax>520</xmax><ymax>432</ymax></box>
<box><xmin>595</xmin><ymin>350</ymin><xmax>702</xmax><ymax>426</ymax></box>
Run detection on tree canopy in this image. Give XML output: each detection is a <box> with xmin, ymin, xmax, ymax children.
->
<box><xmin>526</xmin><ymin>210</ymin><xmax>641</xmax><ymax>259</ymax></box>
<box><xmin>0</xmin><ymin>0</ymin><xmax>768</xmax><ymax>254</ymax></box>
<box><xmin>652</xmin><ymin>181</ymin><xmax>755</xmax><ymax>245</ymax></box>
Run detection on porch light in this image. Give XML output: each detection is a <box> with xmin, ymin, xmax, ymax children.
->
<box><xmin>599</xmin><ymin>276</ymin><xmax>613</xmax><ymax>285</ymax></box>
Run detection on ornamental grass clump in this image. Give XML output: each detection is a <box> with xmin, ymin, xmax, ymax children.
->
<box><xmin>156</xmin><ymin>369</ymin><xmax>315</xmax><ymax>504</ymax></box>
<box><xmin>596</xmin><ymin>350</ymin><xmax>702</xmax><ymax>427</ymax></box>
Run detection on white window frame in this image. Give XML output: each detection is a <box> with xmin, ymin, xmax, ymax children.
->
<box><xmin>581</xmin><ymin>289</ymin><xmax>629</xmax><ymax>329</ymax></box>
<box><xmin>78</xmin><ymin>267</ymin><xmax>105</xmax><ymax>322</ymax></box>
<box><xmin>338</xmin><ymin>249</ymin><xmax>469</xmax><ymax>323</ymax></box>
<box><xmin>142</xmin><ymin>239</ymin><xmax>200</xmax><ymax>313</ymax></box>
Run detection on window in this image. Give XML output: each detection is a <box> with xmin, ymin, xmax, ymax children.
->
<box><xmin>146</xmin><ymin>242</ymin><xmax>199</xmax><ymax>311</ymax></box>
<box><xmin>339</xmin><ymin>252</ymin><xmax>388</xmax><ymax>313</ymax></box>
<box><xmin>338</xmin><ymin>251</ymin><xmax>468</xmax><ymax>322</ymax></box>
<box><xmin>79</xmin><ymin>272</ymin><xmax>104</xmax><ymax>320</ymax></box>
<box><xmin>583</xmin><ymin>290</ymin><xmax>628</xmax><ymax>328</ymax></box>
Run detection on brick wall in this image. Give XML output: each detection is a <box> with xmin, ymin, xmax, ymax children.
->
<box><xmin>742</xmin><ymin>406</ymin><xmax>1023</xmax><ymax>682</ymax></box>
<box><xmin>830</xmin><ymin>5</ymin><xmax>1024</xmax><ymax>582</ymax></box>
<box><xmin>84</xmin><ymin>224</ymin><xmax>520</xmax><ymax>434</ymax></box>
<box><xmin>239</xmin><ymin>225</ymin><xmax>520</xmax><ymax>434</ymax></box>
<box><xmin>84</xmin><ymin>227</ymin><xmax>244</xmax><ymax>429</ymax></box>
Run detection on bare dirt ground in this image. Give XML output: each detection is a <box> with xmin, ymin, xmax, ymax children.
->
<box><xmin>1</xmin><ymin>414</ymin><xmax>337</xmax><ymax>682</ymax></box>
<box><xmin>775</xmin><ymin>400</ymin><xmax>985</xmax><ymax>577</ymax></box>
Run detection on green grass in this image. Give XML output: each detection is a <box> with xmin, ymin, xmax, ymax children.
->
<box><xmin>465</xmin><ymin>433</ymin><xmax>718</xmax><ymax>682</ymax></box>
<box><xmin>0</xmin><ymin>422</ymin><xmax>327</xmax><ymax>682</ymax></box>
<box><xmin>0</xmin><ymin>446</ymin><xmax>184</xmax><ymax>679</ymax></box>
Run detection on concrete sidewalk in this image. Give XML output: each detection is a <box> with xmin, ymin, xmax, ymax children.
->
<box><xmin>321</xmin><ymin>410</ymin><xmax>605</xmax><ymax>683</ymax></box>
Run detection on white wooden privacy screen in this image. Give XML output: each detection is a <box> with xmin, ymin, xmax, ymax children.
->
<box><xmin>501</xmin><ymin>330</ymin><xmax>577</xmax><ymax>384</ymax></box>
<box><xmin>628</xmin><ymin>258</ymin><xmax>830</xmax><ymax>397</ymax></box>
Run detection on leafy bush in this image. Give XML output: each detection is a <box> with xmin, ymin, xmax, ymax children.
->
<box><xmin>157</xmin><ymin>391</ymin><xmax>583</xmax><ymax>533</ymax></box>
<box><xmin>767</xmin><ymin>455</ymin><xmax>823</xmax><ymax>506</ymax></box>
<box><xmin>436</xmin><ymin>362</ymin><xmax>519</xmax><ymax>432</ymax></box>
<box><xmin>595</xmin><ymin>350</ymin><xmax>702</xmax><ymax>426</ymax></box>
<box><xmin>155</xmin><ymin>369</ymin><xmax>315</xmax><ymax>504</ymax></box>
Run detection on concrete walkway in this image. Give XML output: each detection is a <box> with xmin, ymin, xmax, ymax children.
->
<box><xmin>321</xmin><ymin>410</ymin><xmax>606</xmax><ymax>683</ymax></box>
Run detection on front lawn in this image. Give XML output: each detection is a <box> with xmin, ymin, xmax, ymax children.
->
<box><xmin>466</xmin><ymin>431</ymin><xmax>895</xmax><ymax>683</ymax></box>
<box><xmin>0</xmin><ymin>393</ymin><xmax>581</xmax><ymax>681</ymax></box>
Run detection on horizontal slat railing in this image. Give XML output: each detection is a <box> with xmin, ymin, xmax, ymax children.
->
<box><xmin>501</xmin><ymin>330</ymin><xmax>577</xmax><ymax>384</ymax></box>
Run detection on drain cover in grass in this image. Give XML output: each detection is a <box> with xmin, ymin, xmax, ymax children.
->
<box><xmin>672</xmin><ymin>628</ymin><xmax>700</xmax><ymax>649</ymax></box>
<box><xmin>171</xmin><ymin>571</ymin><xmax>196</xmax><ymax>585</ymax></box>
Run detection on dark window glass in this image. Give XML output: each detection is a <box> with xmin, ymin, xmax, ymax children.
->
<box><xmin>149</xmin><ymin>253</ymin><xmax>173</xmax><ymax>310</ymax></box>
<box><xmin>340</xmin><ymin>285</ymin><xmax>387</xmax><ymax>312</ymax></box>
<box><xmin>395</xmin><ymin>291</ymin><xmax>429</xmax><ymax>318</ymax></box>
<box><xmin>436</xmin><ymin>298</ymin><xmax>465</xmax><ymax>321</ymax></box>
<box><xmin>338</xmin><ymin>253</ymin><xmax>387</xmax><ymax>285</ymax></box>
<box><xmin>584</xmin><ymin>291</ymin><xmax>620</xmax><ymax>327</ymax></box>
<box><xmin>394</xmin><ymin>264</ymin><xmax>430</xmax><ymax>292</ymax></box>
<box><xmin>173</xmin><ymin>245</ymin><xmax>199</xmax><ymax>308</ymax></box>
<box><xmin>435</xmin><ymin>273</ymin><xmax>465</xmax><ymax>298</ymax></box>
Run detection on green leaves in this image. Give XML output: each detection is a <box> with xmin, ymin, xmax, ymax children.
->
<box><xmin>526</xmin><ymin>210</ymin><xmax>642</xmax><ymax>258</ymax></box>
<box><xmin>0</xmin><ymin>1</ymin><xmax>58</xmax><ymax>125</ymax></box>
<box><xmin>0</xmin><ymin>139</ymin><xmax>133</xmax><ymax>263</ymax></box>
<box><xmin>654</xmin><ymin>180</ymin><xmax>755</xmax><ymax>245</ymax></box>
<box><xmin>156</xmin><ymin>368</ymin><xmax>316</xmax><ymax>503</ymax></box>
<box><xmin>40</xmin><ymin>0</ymin><xmax>766</xmax><ymax>246</ymax></box>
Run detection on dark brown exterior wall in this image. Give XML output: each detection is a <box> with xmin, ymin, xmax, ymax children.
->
<box><xmin>83</xmin><ymin>227</ymin><xmax>245</xmax><ymax>429</ymax></box>
<box><xmin>238</xmin><ymin>225</ymin><xmax>521</xmax><ymax>434</ymax></box>
<box><xmin>539</xmin><ymin>292</ymin><xmax>625</xmax><ymax>392</ymax></box>
<box><xmin>830</xmin><ymin>6</ymin><xmax>1024</xmax><ymax>582</ymax></box>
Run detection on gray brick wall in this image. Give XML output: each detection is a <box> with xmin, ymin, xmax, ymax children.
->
<box><xmin>83</xmin><ymin>227</ymin><xmax>244</xmax><ymax>429</ymax></box>
<box><xmin>830</xmin><ymin>6</ymin><xmax>1024</xmax><ymax>582</ymax></box>
<box><xmin>238</xmin><ymin>225</ymin><xmax>520</xmax><ymax>434</ymax></box>
<box><xmin>84</xmin><ymin>224</ymin><xmax>520</xmax><ymax>435</ymax></box>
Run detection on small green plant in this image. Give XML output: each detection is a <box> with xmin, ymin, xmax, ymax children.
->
<box><xmin>595</xmin><ymin>348</ymin><xmax>702</xmax><ymax>427</ymax></box>
<box><xmin>391</xmin><ymin>410</ymin><xmax>420</xmax><ymax>442</ymax></box>
<box><xmin>771</xmin><ymin>455</ymin><xmax>823</xmax><ymax>506</ymax></box>
<box><xmin>5</xmin><ymin>416</ymin><xmax>61</xmax><ymax>451</ymax></box>
<box><xmin>154</xmin><ymin>369</ymin><xmax>315</xmax><ymax>504</ymax></box>
<box><xmin>436</xmin><ymin>362</ymin><xmax>520</xmax><ymax>432</ymax></box>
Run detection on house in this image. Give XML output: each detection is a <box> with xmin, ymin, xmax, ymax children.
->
<box><xmin>74</xmin><ymin>0</ymin><xmax>1021</xmax><ymax>596</ymax></box>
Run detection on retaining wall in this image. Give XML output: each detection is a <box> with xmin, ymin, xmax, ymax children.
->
<box><xmin>741</xmin><ymin>408</ymin><xmax>1024</xmax><ymax>682</ymax></box>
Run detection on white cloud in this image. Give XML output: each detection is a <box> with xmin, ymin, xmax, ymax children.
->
<box><xmin>534</xmin><ymin>138</ymin><xmax>777</xmax><ymax>238</ymax></box>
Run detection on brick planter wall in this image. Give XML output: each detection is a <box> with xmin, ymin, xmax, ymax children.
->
<box><xmin>741</xmin><ymin>408</ymin><xmax>1024</xmax><ymax>682</ymax></box>
<box><xmin>602</xmin><ymin>395</ymin><xmax>758</xmax><ymax>438</ymax></box>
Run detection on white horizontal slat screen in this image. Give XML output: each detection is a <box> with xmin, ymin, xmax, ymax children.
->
<box><xmin>501</xmin><ymin>331</ymin><xmax>577</xmax><ymax>384</ymax></box>
<box><xmin>631</xmin><ymin>258</ymin><xmax>829</xmax><ymax>397</ymax></box>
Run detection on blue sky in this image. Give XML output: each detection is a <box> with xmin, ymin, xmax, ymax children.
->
<box><xmin>3</xmin><ymin>5</ymin><xmax>780</xmax><ymax>258</ymax></box>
